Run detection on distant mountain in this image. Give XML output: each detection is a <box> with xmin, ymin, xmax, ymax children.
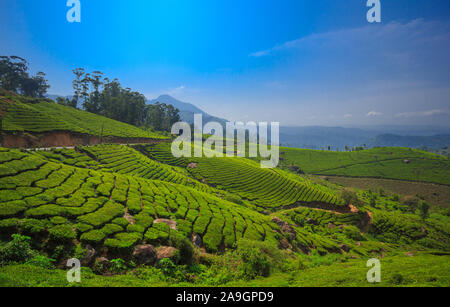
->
<box><xmin>45</xmin><ymin>94</ymin><xmax>450</xmax><ymax>150</ymax></box>
<box><xmin>368</xmin><ymin>134</ymin><xmax>450</xmax><ymax>149</ymax></box>
<box><xmin>278</xmin><ymin>126</ymin><xmax>450</xmax><ymax>150</ymax></box>
<box><xmin>148</xmin><ymin>95</ymin><xmax>228</xmax><ymax>126</ymax></box>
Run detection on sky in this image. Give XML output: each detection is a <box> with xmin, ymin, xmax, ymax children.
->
<box><xmin>1</xmin><ymin>0</ymin><xmax>450</xmax><ymax>127</ymax></box>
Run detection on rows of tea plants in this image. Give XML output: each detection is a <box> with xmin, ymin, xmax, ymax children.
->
<box><xmin>187</xmin><ymin>157</ymin><xmax>341</xmax><ymax>209</ymax></box>
<box><xmin>0</xmin><ymin>148</ymin><xmax>282</xmax><ymax>253</ymax></box>
<box><xmin>0</xmin><ymin>94</ymin><xmax>166</xmax><ymax>139</ymax></box>
<box><xmin>1</xmin><ymin>100</ymin><xmax>85</xmax><ymax>133</ymax></box>
<box><xmin>278</xmin><ymin>146</ymin><xmax>450</xmax><ymax>185</ymax></box>
<box><xmin>32</xmin><ymin>148</ymin><xmax>101</xmax><ymax>169</ymax></box>
<box><xmin>275</xmin><ymin>207</ymin><xmax>392</xmax><ymax>256</ymax></box>
<box><xmin>81</xmin><ymin>145</ymin><xmax>212</xmax><ymax>193</ymax></box>
<box><xmin>369</xmin><ymin>209</ymin><xmax>450</xmax><ymax>250</ymax></box>
<box><xmin>136</xmin><ymin>143</ymin><xmax>190</xmax><ymax>167</ymax></box>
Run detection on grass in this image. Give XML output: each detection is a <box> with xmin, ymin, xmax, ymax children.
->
<box><xmin>279</xmin><ymin>147</ymin><xmax>450</xmax><ymax>185</ymax></box>
<box><xmin>0</xmin><ymin>252</ymin><xmax>448</xmax><ymax>287</ymax></box>
<box><xmin>226</xmin><ymin>252</ymin><xmax>450</xmax><ymax>287</ymax></box>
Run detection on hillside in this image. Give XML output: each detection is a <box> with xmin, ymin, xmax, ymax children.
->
<box><xmin>0</xmin><ymin>143</ymin><xmax>449</xmax><ymax>286</ymax></box>
<box><xmin>0</xmin><ymin>91</ymin><xmax>168</xmax><ymax>148</ymax></box>
<box><xmin>0</xmin><ymin>99</ymin><xmax>449</xmax><ymax>287</ymax></box>
<box><xmin>278</xmin><ymin>147</ymin><xmax>450</xmax><ymax>185</ymax></box>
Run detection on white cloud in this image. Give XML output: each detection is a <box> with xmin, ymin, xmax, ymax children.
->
<box><xmin>249</xmin><ymin>19</ymin><xmax>450</xmax><ymax>59</ymax></box>
<box><xmin>395</xmin><ymin>109</ymin><xmax>450</xmax><ymax>118</ymax></box>
<box><xmin>366</xmin><ymin>111</ymin><xmax>383</xmax><ymax>117</ymax></box>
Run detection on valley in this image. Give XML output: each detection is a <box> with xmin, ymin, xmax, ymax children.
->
<box><xmin>0</xmin><ymin>92</ymin><xmax>449</xmax><ymax>287</ymax></box>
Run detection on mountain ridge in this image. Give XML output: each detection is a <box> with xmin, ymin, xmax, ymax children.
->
<box><xmin>148</xmin><ymin>95</ymin><xmax>228</xmax><ymax>126</ymax></box>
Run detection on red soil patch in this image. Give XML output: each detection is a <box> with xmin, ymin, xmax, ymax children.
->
<box><xmin>1</xmin><ymin>131</ymin><xmax>169</xmax><ymax>148</ymax></box>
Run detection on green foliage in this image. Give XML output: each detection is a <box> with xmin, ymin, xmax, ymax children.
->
<box><xmin>0</xmin><ymin>234</ymin><xmax>34</xmax><ymax>265</ymax></box>
<box><xmin>188</xmin><ymin>156</ymin><xmax>340</xmax><ymax>208</ymax></box>
<box><xmin>0</xmin><ymin>56</ymin><xmax>49</xmax><ymax>97</ymax></box>
<box><xmin>80</xmin><ymin>230</ymin><xmax>106</xmax><ymax>244</ymax></box>
<box><xmin>169</xmin><ymin>234</ymin><xmax>194</xmax><ymax>264</ymax></box>
<box><xmin>340</xmin><ymin>189</ymin><xmax>362</xmax><ymax>206</ymax></box>
<box><xmin>157</xmin><ymin>258</ymin><xmax>177</xmax><ymax>278</ymax></box>
<box><xmin>235</xmin><ymin>239</ymin><xmax>283</xmax><ymax>279</ymax></box>
<box><xmin>419</xmin><ymin>202</ymin><xmax>430</xmax><ymax>221</ymax></box>
<box><xmin>279</xmin><ymin>146</ymin><xmax>450</xmax><ymax>185</ymax></box>
<box><xmin>25</xmin><ymin>255</ymin><xmax>55</xmax><ymax>269</ymax></box>
<box><xmin>224</xmin><ymin>194</ymin><xmax>244</xmax><ymax>205</ymax></box>
<box><xmin>109</xmin><ymin>258</ymin><xmax>127</xmax><ymax>273</ymax></box>
<box><xmin>105</xmin><ymin>232</ymin><xmax>142</xmax><ymax>251</ymax></box>
<box><xmin>49</xmin><ymin>224</ymin><xmax>77</xmax><ymax>242</ymax></box>
<box><xmin>0</xmin><ymin>93</ymin><xmax>167</xmax><ymax>139</ymax></box>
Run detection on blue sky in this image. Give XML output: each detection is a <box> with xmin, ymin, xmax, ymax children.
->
<box><xmin>1</xmin><ymin>0</ymin><xmax>450</xmax><ymax>126</ymax></box>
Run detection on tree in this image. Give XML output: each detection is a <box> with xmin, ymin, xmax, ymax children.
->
<box><xmin>80</xmin><ymin>73</ymin><xmax>91</xmax><ymax>111</ymax></box>
<box><xmin>401</xmin><ymin>196</ymin><xmax>419</xmax><ymax>213</ymax></box>
<box><xmin>0</xmin><ymin>56</ymin><xmax>28</xmax><ymax>92</ymax></box>
<box><xmin>0</xmin><ymin>56</ymin><xmax>49</xmax><ymax>97</ymax></box>
<box><xmin>70</xmin><ymin>70</ymin><xmax>178</xmax><ymax>131</ymax></box>
<box><xmin>340</xmin><ymin>189</ymin><xmax>362</xmax><ymax>206</ymax></box>
<box><xmin>145</xmin><ymin>103</ymin><xmax>165</xmax><ymax>131</ymax></box>
<box><xmin>419</xmin><ymin>202</ymin><xmax>430</xmax><ymax>221</ymax></box>
<box><xmin>88</xmin><ymin>71</ymin><xmax>104</xmax><ymax>113</ymax></box>
<box><xmin>72</xmin><ymin>68</ymin><xmax>85</xmax><ymax>108</ymax></box>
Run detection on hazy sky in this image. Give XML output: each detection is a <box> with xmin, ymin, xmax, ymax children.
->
<box><xmin>1</xmin><ymin>0</ymin><xmax>450</xmax><ymax>126</ymax></box>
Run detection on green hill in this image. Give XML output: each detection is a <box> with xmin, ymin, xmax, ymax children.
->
<box><xmin>0</xmin><ymin>100</ymin><xmax>449</xmax><ymax>287</ymax></box>
<box><xmin>279</xmin><ymin>147</ymin><xmax>450</xmax><ymax>185</ymax></box>
<box><xmin>139</xmin><ymin>143</ymin><xmax>341</xmax><ymax>209</ymax></box>
<box><xmin>0</xmin><ymin>91</ymin><xmax>167</xmax><ymax>140</ymax></box>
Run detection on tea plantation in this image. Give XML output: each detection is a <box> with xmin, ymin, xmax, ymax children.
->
<box><xmin>0</xmin><ymin>94</ymin><xmax>449</xmax><ymax>287</ymax></box>
<box><xmin>0</xmin><ymin>92</ymin><xmax>167</xmax><ymax>139</ymax></box>
<box><xmin>278</xmin><ymin>147</ymin><xmax>450</xmax><ymax>185</ymax></box>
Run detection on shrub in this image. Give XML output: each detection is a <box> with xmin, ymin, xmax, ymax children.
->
<box><xmin>340</xmin><ymin>189</ymin><xmax>362</xmax><ymax>206</ymax></box>
<box><xmin>104</xmin><ymin>232</ymin><xmax>141</xmax><ymax>251</ymax></box>
<box><xmin>25</xmin><ymin>255</ymin><xmax>55</xmax><ymax>269</ymax></box>
<box><xmin>169</xmin><ymin>234</ymin><xmax>194</xmax><ymax>265</ymax></box>
<box><xmin>401</xmin><ymin>196</ymin><xmax>420</xmax><ymax>213</ymax></box>
<box><xmin>391</xmin><ymin>273</ymin><xmax>404</xmax><ymax>285</ymax></box>
<box><xmin>158</xmin><ymin>258</ymin><xmax>177</xmax><ymax>278</ymax></box>
<box><xmin>0</xmin><ymin>234</ymin><xmax>35</xmax><ymax>265</ymax></box>
<box><xmin>50</xmin><ymin>216</ymin><xmax>68</xmax><ymax>225</ymax></box>
<box><xmin>19</xmin><ymin>218</ymin><xmax>47</xmax><ymax>234</ymax></box>
<box><xmin>80</xmin><ymin>230</ymin><xmax>106</xmax><ymax>244</ymax></box>
<box><xmin>235</xmin><ymin>239</ymin><xmax>282</xmax><ymax>279</ymax></box>
<box><xmin>110</xmin><ymin>258</ymin><xmax>127</xmax><ymax>273</ymax></box>
<box><xmin>49</xmin><ymin>224</ymin><xmax>77</xmax><ymax>242</ymax></box>
<box><xmin>419</xmin><ymin>202</ymin><xmax>430</xmax><ymax>221</ymax></box>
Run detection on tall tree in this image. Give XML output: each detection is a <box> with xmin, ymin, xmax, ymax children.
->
<box><xmin>72</xmin><ymin>68</ymin><xmax>85</xmax><ymax>108</ymax></box>
<box><xmin>0</xmin><ymin>56</ymin><xmax>49</xmax><ymax>97</ymax></box>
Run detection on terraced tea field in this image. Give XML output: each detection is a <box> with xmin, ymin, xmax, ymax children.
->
<box><xmin>279</xmin><ymin>147</ymin><xmax>450</xmax><ymax>185</ymax></box>
<box><xmin>1</xmin><ymin>94</ymin><xmax>449</xmax><ymax>287</ymax></box>
<box><xmin>140</xmin><ymin>143</ymin><xmax>342</xmax><ymax>209</ymax></box>
<box><xmin>80</xmin><ymin>145</ymin><xmax>211</xmax><ymax>192</ymax></box>
<box><xmin>188</xmin><ymin>157</ymin><xmax>341</xmax><ymax>209</ymax></box>
<box><xmin>0</xmin><ymin>93</ymin><xmax>167</xmax><ymax>140</ymax></box>
<box><xmin>0</xmin><ymin>148</ymin><xmax>286</xmax><ymax>253</ymax></box>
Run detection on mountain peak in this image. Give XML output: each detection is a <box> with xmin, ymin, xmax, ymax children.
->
<box><xmin>147</xmin><ymin>95</ymin><xmax>228</xmax><ymax>125</ymax></box>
